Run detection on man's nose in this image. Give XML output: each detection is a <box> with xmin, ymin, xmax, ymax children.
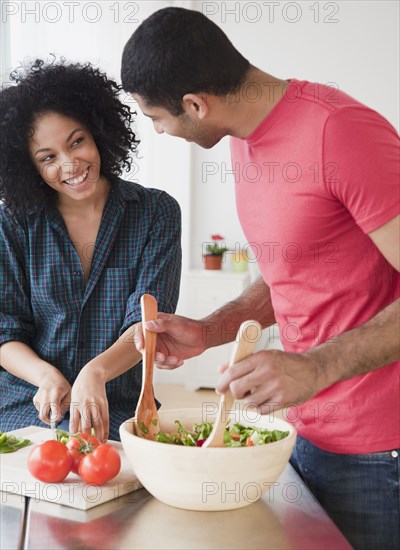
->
<box><xmin>154</xmin><ymin>121</ymin><xmax>164</xmax><ymax>134</ymax></box>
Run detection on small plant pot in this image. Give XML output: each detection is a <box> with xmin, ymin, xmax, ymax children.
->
<box><xmin>203</xmin><ymin>255</ymin><xmax>223</xmax><ymax>270</ymax></box>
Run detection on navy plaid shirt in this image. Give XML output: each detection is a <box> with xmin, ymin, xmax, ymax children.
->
<box><xmin>0</xmin><ymin>178</ymin><xmax>181</xmax><ymax>439</ymax></box>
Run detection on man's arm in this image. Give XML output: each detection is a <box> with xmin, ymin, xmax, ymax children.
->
<box><xmin>311</xmin><ymin>214</ymin><xmax>400</xmax><ymax>386</ymax></box>
<box><xmin>217</xmin><ymin>216</ymin><xmax>400</xmax><ymax>410</ymax></box>
<box><xmin>135</xmin><ymin>276</ymin><xmax>276</xmax><ymax>367</ymax></box>
<box><xmin>201</xmin><ymin>275</ymin><xmax>276</xmax><ymax>348</ymax></box>
<box><xmin>306</xmin><ymin>297</ymin><xmax>399</xmax><ymax>387</ymax></box>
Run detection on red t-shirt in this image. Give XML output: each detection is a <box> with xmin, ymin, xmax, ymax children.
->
<box><xmin>231</xmin><ymin>79</ymin><xmax>400</xmax><ymax>454</ymax></box>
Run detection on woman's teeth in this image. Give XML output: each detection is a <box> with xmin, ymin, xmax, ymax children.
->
<box><xmin>65</xmin><ymin>168</ymin><xmax>89</xmax><ymax>187</ymax></box>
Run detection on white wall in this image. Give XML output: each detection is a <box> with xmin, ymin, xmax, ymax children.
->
<box><xmin>190</xmin><ymin>0</ymin><xmax>399</xmax><ymax>267</ymax></box>
<box><xmin>1</xmin><ymin>0</ymin><xmax>193</xmax><ymax>273</ymax></box>
<box><xmin>2</xmin><ymin>0</ymin><xmax>399</xmax><ymax>284</ymax></box>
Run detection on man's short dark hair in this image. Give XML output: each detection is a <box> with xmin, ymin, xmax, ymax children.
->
<box><xmin>121</xmin><ymin>7</ymin><xmax>250</xmax><ymax>115</ymax></box>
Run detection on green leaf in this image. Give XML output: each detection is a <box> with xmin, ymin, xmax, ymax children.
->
<box><xmin>139</xmin><ymin>422</ymin><xmax>149</xmax><ymax>435</ymax></box>
<box><xmin>206</xmin><ymin>243</ymin><xmax>229</xmax><ymax>255</ymax></box>
<box><xmin>155</xmin><ymin>432</ymin><xmax>173</xmax><ymax>444</ymax></box>
<box><xmin>153</xmin><ymin>420</ymin><xmax>289</xmax><ymax>447</ymax></box>
<box><xmin>0</xmin><ymin>435</ymin><xmax>31</xmax><ymax>453</ymax></box>
<box><xmin>55</xmin><ymin>429</ymin><xmax>71</xmax><ymax>442</ymax></box>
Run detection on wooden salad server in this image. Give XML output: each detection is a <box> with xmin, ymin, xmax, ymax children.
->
<box><xmin>134</xmin><ymin>294</ymin><xmax>159</xmax><ymax>440</ymax></box>
<box><xmin>203</xmin><ymin>320</ymin><xmax>262</xmax><ymax>448</ymax></box>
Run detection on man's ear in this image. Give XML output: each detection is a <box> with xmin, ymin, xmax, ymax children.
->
<box><xmin>182</xmin><ymin>93</ymin><xmax>209</xmax><ymax>120</ymax></box>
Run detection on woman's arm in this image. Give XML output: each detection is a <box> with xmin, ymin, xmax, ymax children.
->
<box><xmin>69</xmin><ymin>328</ymin><xmax>143</xmax><ymax>440</ymax></box>
<box><xmin>0</xmin><ymin>341</ymin><xmax>71</xmax><ymax>424</ymax></box>
<box><xmin>0</xmin><ymin>211</ymin><xmax>71</xmax><ymax>425</ymax></box>
<box><xmin>69</xmin><ymin>190</ymin><xmax>182</xmax><ymax>440</ymax></box>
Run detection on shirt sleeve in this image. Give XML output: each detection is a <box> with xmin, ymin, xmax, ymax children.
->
<box><xmin>323</xmin><ymin>106</ymin><xmax>400</xmax><ymax>234</ymax></box>
<box><xmin>119</xmin><ymin>191</ymin><xmax>182</xmax><ymax>334</ymax></box>
<box><xmin>0</xmin><ymin>210</ymin><xmax>35</xmax><ymax>347</ymax></box>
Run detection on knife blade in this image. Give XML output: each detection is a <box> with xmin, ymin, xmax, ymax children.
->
<box><xmin>50</xmin><ymin>405</ymin><xmax>57</xmax><ymax>440</ymax></box>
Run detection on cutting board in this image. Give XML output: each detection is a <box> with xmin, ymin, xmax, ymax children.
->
<box><xmin>0</xmin><ymin>426</ymin><xmax>142</xmax><ymax>510</ymax></box>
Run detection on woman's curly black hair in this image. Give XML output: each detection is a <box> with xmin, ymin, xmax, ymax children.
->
<box><xmin>0</xmin><ymin>58</ymin><xmax>139</xmax><ymax>212</ymax></box>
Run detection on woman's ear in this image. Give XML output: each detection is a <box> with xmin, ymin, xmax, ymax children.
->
<box><xmin>182</xmin><ymin>93</ymin><xmax>209</xmax><ymax>120</ymax></box>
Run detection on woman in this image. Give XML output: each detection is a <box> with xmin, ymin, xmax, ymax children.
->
<box><xmin>0</xmin><ymin>60</ymin><xmax>181</xmax><ymax>441</ymax></box>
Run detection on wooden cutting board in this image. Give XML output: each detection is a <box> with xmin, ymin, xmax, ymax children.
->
<box><xmin>0</xmin><ymin>426</ymin><xmax>142</xmax><ymax>510</ymax></box>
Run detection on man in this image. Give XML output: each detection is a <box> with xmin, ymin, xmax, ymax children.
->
<box><xmin>121</xmin><ymin>7</ymin><xmax>399</xmax><ymax>549</ymax></box>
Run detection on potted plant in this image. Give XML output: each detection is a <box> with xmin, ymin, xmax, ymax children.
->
<box><xmin>203</xmin><ymin>234</ymin><xmax>229</xmax><ymax>270</ymax></box>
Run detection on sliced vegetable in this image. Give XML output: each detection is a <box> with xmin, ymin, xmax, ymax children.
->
<box><xmin>55</xmin><ymin>429</ymin><xmax>71</xmax><ymax>445</ymax></box>
<box><xmin>0</xmin><ymin>431</ymin><xmax>31</xmax><ymax>453</ymax></box>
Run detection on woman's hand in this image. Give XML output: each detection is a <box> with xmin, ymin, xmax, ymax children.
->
<box><xmin>33</xmin><ymin>370</ymin><xmax>71</xmax><ymax>425</ymax></box>
<box><xmin>69</xmin><ymin>366</ymin><xmax>109</xmax><ymax>442</ymax></box>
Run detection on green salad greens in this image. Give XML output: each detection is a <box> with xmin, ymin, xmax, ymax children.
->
<box><xmin>155</xmin><ymin>421</ymin><xmax>289</xmax><ymax>447</ymax></box>
<box><xmin>0</xmin><ymin>431</ymin><xmax>31</xmax><ymax>453</ymax></box>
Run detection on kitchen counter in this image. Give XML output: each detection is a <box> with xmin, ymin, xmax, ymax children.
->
<box><xmin>1</xmin><ymin>464</ymin><xmax>352</xmax><ymax>550</ymax></box>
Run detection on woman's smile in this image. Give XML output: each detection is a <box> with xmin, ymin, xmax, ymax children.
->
<box><xmin>63</xmin><ymin>166</ymin><xmax>90</xmax><ymax>187</ymax></box>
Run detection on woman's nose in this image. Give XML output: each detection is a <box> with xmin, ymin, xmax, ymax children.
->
<box><xmin>60</xmin><ymin>156</ymin><xmax>80</xmax><ymax>178</ymax></box>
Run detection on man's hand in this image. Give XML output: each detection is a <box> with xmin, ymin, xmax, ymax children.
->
<box><xmin>216</xmin><ymin>349</ymin><xmax>324</xmax><ymax>413</ymax></box>
<box><xmin>131</xmin><ymin>313</ymin><xmax>207</xmax><ymax>368</ymax></box>
<box><xmin>69</xmin><ymin>367</ymin><xmax>109</xmax><ymax>442</ymax></box>
<box><xmin>33</xmin><ymin>371</ymin><xmax>71</xmax><ymax>425</ymax></box>
<box><xmin>127</xmin><ymin>277</ymin><xmax>276</xmax><ymax>369</ymax></box>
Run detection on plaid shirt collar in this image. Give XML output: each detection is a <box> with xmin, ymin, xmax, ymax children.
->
<box><xmin>43</xmin><ymin>177</ymin><xmax>141</xmax><ymax>309</ymax></box>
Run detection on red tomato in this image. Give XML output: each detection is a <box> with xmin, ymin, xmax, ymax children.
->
<box><xmin>28</xmin><ymin>440</ymin><xmax>73</xmax><ymax>482</ymax></box>
<box><xmin>78</xmin><ymin>444</ymin><xmax>121</xmax><ymax>485</ymax></box>
<box><xmin>66</xmin><ymin>433</ymin><xmax>101</xmax><ymax>474</ymax></box>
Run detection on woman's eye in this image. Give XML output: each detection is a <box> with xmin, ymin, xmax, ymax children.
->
<box><xmin>41</xmin><ymin>155</ymin><xmax>54</xmax><ymax>163</ymax></box>
<box><xmin>72</xmin><ymin>137</ymin><xmax>84</xmax><ymax>146</ymax></box>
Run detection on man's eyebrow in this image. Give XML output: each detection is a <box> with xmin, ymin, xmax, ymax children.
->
<box><xmin>34</xmin><ymin>128</ymin><xmax>83</xmax><ymax>156</ymax></box>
